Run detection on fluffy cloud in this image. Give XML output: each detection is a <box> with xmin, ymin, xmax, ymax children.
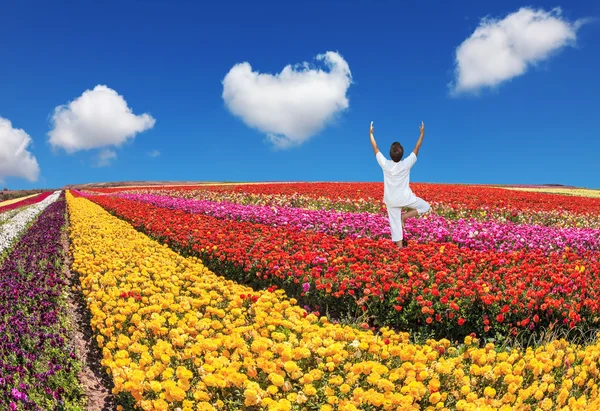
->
<box><xmin>48</xmin><ymin>85</ymin><xmax>156</xmax><ymax>153</ymax></box>
<box><xmin>451</xmin><ymin>7</ymin><xmax>585</xmax><ymax>94</ymax></box>
<box><xmin>222</xmin><ymin>51</ymin><xmax>352</xmax><ymax>148</ymax></box>
<box><xmin>148</xmin><ymin>149</ymin><xmax>161</xmax><ymax>158</ymax></box>
<box><xmin>0</xmin><ymin>117</ymin><xmax>40</xmax><ymax>183</ymax></box>
<box><xmin>94</xmin><ymin>149</ymin><xmax>117</xmax><ymax>167</ymax></box>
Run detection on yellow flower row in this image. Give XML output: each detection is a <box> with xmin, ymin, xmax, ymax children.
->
<box><xmin>67</xmin><ymin>192</ymin><xmax>600</xmax><ymax>411</ymax></box>
<box><xmin>498</xmin><ymin>187</ymin><xmax>600</xmax><ymax>199</ymax></box>
<box><xmin>0</xmin><ymin>193</ymin><xmax>37</xmax><ymax>207</ymax></box>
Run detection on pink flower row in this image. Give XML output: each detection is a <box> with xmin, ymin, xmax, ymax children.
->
<box><xmin>114</xmin><ymin>193</ymin><xmax>600</xmax><ymax>253</ymax></box>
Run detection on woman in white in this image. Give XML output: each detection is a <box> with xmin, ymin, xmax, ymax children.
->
<box><xmin>369</xmin><ymin>121</ymin><xmax>431</xmax><ymax>248</ymax></box>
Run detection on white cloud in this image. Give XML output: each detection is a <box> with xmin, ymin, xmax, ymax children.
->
<box><xmin>222</xmin><ymin>51</ymin><xmax>352</xmax><ymax>149</ymax></box>
<box><xmin>148</xmin><ymin>149</ymin><xmax>161</xmax><ymax>158</ymax></box>
<box><xmin>48</xmin><ymin>85</ymin><xmax>156</xmax><ymax>153</ymax></box>
<box><xmin>451</xmin><ymin>7</ymin><xmax>585</xmax><ymax>94</ymax></box>
<box><xmin>0</xmin><ymin>117</ymin><xmax>40</xmax><ymax>183</ymax></box>
<box><xmin>94</xmin><ymin>149</ymin><xmax>117</xmax><ymax>168</ymax></box>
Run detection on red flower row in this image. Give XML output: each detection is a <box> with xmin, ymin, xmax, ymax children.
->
<box><xmin>0</xmin><ymin>192</ymin><xmax>52</xmax><ymax>214</ymax></box>
<box><xmin>87</xmin><ymin>193</ymin><xmax>600</xmax><ymax>341</ymax></box>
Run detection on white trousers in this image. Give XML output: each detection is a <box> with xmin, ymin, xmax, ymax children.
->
<box><xmin>386</xmin><ymin>197</ymin><xmax>431</xmax><ymax>242</ymax></box>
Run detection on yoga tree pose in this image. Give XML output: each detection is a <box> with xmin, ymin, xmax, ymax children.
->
<box><xmin>370</xmin><ymin>121</ymin><xmax>431</xmax><ymax>248</ymax></box>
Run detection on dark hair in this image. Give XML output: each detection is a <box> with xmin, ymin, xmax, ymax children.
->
<box><xmin>390</xmin><ymin>142</ymin><xmax>404</xmax><ymax>162</ymax></box>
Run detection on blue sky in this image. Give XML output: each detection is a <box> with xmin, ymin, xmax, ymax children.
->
<box><xmin>0</xmin><ymin>0</ymin><xmax>598</xmax><ymax>189</ymax></box>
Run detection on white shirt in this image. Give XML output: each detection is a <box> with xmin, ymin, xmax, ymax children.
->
<box><xmin>376</xmin><ymin>151</ymin><xmax>417</xmax><ymax>207</ymax></box>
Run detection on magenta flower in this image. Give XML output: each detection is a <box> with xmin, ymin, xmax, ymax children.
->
<box><xmin>0</xmin><ymin>196</ymin><xmax>80</xmax><ymax>409</ymax></box>
<box><xmin>11</xmin><ymin>388</ymin><xmax>27</xmax><ymax>401</ymax></box>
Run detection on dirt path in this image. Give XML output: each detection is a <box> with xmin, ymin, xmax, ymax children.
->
<box><xmin>62</xmin><ymin>212</ymin><xmax>117</xmax><ymax>411</ymax></box>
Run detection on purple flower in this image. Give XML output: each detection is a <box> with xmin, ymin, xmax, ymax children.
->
<box><xmin>303</xmin><ymin>282</ymin><xmax>311</xmax><ymax>293</ymax></box>
<box><xmin>0</xmin><ymin>196</ymin><xmax>79</xmax><ymax>408</ymax></box>
<box><xmin>11</xmin><ymin>388</ymin><xmax>27</xmax><ymax>401</ymax></box>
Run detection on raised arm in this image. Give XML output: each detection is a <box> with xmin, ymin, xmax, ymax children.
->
<box><xmin>369</xmin><ymin>121</ymin><xmax>379</xmax><ymax>155</ymax></box>
<box><xmin>413</xmin><ymin>121</ymin><xmax>425</xmax><ymax>157</ymax></box>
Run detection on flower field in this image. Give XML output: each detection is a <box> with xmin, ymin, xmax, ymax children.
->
<box><xmin>66</xmin><ymin>190</ymin><xmax>600</xmax><ymax>410</ymax></box>
<box><xmin>75</xmin><ymin>185</ymin><xmax>600</xmax><ymax>344</ymax></box>
<box><xmin>499</xmin><ymin>187</ymin><xmax>600</xmax><ymax>199</ymax></box>
<box><xmin>0</xmin><ymin>191</ymin><xmax>61</xmax><ymax>258</ymax></box>
<box><xmin>0</xmin><ymin>191</ymin><xmax>53</xmax><ymax>215</ymax></box>
<box><xmin>0</xmin><ymin>193</ymin><xmax>38</xmax><ymax>207</ymax></box>
<box><xmin>112</xmin><ymin>192</ymin><xmax>599</xmax><ymax>252</ymax></box>
<box><xmin>88</xmin><ymin>183</ymin><xmax>600</xmax><ymax>229</ymax></box>
<box><xmin>2</xmin><ymin>182</ymin><xmax>600</xmax><ymax>410</ymax></box>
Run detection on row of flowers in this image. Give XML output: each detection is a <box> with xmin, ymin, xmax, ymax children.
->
<box><xmin>0</xmin><ymin>191</ymin><xmax>52</xmax><ymax>215</ymax></box>
<box><xmin>0</xmin><ymin>193</ymin><xmax>83</xmax><ymax>410</ymax></box>
<box><xmin>0</xmin><ymin>191</ymin><xmax>61</xmax><ymax>257</ymax></box>
<box><xmin>0</xmin><ymin>207</ymin><xmax>24</xmax><ymax>224</ymax></box>
<box><xmin>0</xmin><ymin>193</ymin><xmax>38</xmax><ymax>207</ymax></box>
<box><xmin>113</xmin><ymin>193</ymin><xmax>600</xmax><ymax>254</ymax></box>
<box><xmin>67</xmin><ymin>192</ymin><xmax>600</xmax><ymax>411</ymax></box>
<box><xmin>87</xmin><ymin>182</ymin><xmax>600</xmax><ymax>218</ymax></box>
<box><xmin>93</xmin><ymin>187</ymin><xmax>600</xmax><ymax>229</ymax></box>
<box><xmin>500</xmin><ymin>187</ymin><xmax>600</xmax><ymax>199</ymax></box>
<box><xmin>83</xmin><ymin>193</ymin><xmax>600</xmax><ymax>341</ymax></box>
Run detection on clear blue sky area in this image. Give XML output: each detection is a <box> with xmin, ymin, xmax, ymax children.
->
<box><xmin>1</xmin><ymin>0</ymin><xmax>598</xmax><ymax>189</ymax></box>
